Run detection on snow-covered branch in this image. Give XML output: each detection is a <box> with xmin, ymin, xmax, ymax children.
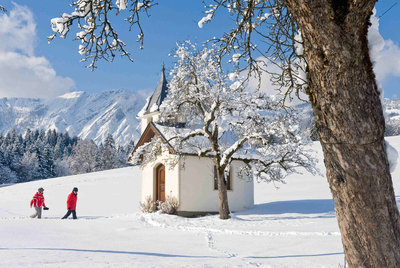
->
<box><xmin>48</xmin><ymin>0</ymin><xmax>154</xmax><ymax>70</ymax></box>
<box><xmin>158</xmin><ymin>41</ymin><xmax>318</xmax><ymax>183</ymax></box>
<box><xmin>200</xmin><ymin>0</ymin><xmax>308</xmax><ymax>106</ymax></box>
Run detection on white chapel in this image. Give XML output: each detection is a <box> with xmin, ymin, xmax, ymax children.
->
<box><xmin>129</xmin><ymin>66</ymin><xmax>254</xmax><ymax>216</ymax></box>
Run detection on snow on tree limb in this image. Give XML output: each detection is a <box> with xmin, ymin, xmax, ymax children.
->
<box><xmin>200</xmin><ymin>0</ymin><xmax>308</xmax><ymax>106</ymax></box>
<box><xmin>48</xmin><ymin>0</ymin><xmax>154</xmax><ymax>70</ymax></box>
<box><xmin>133</xmin><ymin>41</ymin><xmax>319</xmax><ymax>184</ymax></box>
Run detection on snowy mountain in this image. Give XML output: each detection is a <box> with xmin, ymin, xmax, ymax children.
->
<box><xmin>1</xmin><ymin>91</ymin><xmax>398</xmax><ymax>147</ymax></box>
<box><xmin>0</xmin><ymin>89</ymin><xmax>146</xmax><ymax>146</ymax></box>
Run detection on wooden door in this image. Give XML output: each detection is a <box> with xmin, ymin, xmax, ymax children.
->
<box><xmin>156</xmin><ymin>165</ymin><xmax>165</xmax><ymax>202</ymax></box>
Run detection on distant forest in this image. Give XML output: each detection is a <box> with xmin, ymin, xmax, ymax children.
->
<box><xmin>0</xmin><ymin>129</ymin><xmax>135</xmax><ymax>185</ymax></box>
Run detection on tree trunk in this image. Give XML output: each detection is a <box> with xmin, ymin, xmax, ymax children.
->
<box><xmin>282</xmin><ymin>0</ymin><xmax>400</xmax><ymax>267</ymax></box>
<box><xmin>217</xmin><ymin>169</ymin><xmax>231</xmax><ymax>219</ymax></box>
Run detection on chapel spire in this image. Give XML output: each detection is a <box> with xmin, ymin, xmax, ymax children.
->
<box><xmin>143</xmin><ymin>64</ymin><xmax>168</xmax><ymax>115</ymax></box>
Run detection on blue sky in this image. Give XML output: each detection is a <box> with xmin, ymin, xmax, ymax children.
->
<box><xmin>0</xmin><ymin>1</ymin><xmax>399</xmax><ymax>100</ymax></box>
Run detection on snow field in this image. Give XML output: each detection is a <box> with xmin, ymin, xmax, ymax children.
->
<box><xmin>1</xmin><ymin>137</ymin><xmax>399</xmax><ymax>267</ymax></box>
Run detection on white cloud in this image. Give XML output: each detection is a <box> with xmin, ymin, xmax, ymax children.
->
<box><xmin>369</xmin><ymin>9</ymin><xmax>400</xmax><ymax>86</ymax></box>
<box><xmin>371</xmin><ymin>39</ymin><xmax>400</xmax><ymax>83</ymax></box>
<box><xmin>0</xmin><ymin>3</ymin><xmax>76</xmax><ymax>99</ymax></box>
<box><xmin>247</xmin><ymin>9</ymin><xmax>400</xmax><ymax>104</ymax></box>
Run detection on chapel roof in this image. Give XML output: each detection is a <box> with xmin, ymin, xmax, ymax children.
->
<box><xmin>142</xmin><ymin>64</ymin><xmax>168</xmax><ymax>115</ymax></box>
<box><xmin>129</xmin><ymin>122</ymin><xmax>260</xmax><ymax>163</ymax></box>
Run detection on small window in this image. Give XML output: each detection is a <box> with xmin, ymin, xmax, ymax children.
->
<box><xmin>214</xmin><ymin>166</ymin><xmax>231</xmax><ymax>190</ymax></box>
<box><xmin>214</xmin><ymin>166</ymin><xmax>218</xmax><ymax>190</ymax></box>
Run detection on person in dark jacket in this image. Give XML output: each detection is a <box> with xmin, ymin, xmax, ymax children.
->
<box><xmin>61</xmin><ymin>187</ymin><xmax>78</xmax><ymax>219</ymax></box>
<box><xmin>30</xmin><ymin>187</ymin><xmax>48</xmax><ymax>219</ymax></box>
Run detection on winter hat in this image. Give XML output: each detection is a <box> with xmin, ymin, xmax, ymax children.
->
<box><xmin>38</xmin><ymin>187</ymin><xmax>44</xmax><ymax>191</ymax></box>
<box><xmin>73</xmin><ymin>187</ymin><xmax>78</xmax><ymax>192</ymax></box>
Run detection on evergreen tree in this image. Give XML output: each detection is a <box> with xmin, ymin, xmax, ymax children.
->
<box><xmin>33</xmin><ymin>129</ymin><xmax>39</xmax><ymax>142</ymax></box>
<box><xmin>125</xmin><ymin>139</ymin><xmax>135</xmax><ymax>156</ymax></box>
<box><xmin>104</xmin><ymin>133</ymin><xmax>115</xmax><ymax>149</ymax></box>
<box><xmin>100</xmin><ymin>134</ymin><xmax>118</xmax><ymax>170</ymax></box>
<box><xmin>43</xmin><ymin>145</ymin><xmax>54</xmax><ymax>178</ymax></box>
<box><xmin>62</xmin><ymin>131</ymin><xmax>71</xmax><ymax>147</ymax></box>
<box><xmin>10</xmin><ymin>129</ymin><xmax>18</xmax><ymax>145</ymax></box>
<box><xmin>4</xmin><ymin>132</ymin><xmax>11</xmax><ymax>147</ymax></box>
<box><xmin>94</xmin><ymin>143</ymin><xmax>103</xmax><ymax>171</ymax></box>
<box><xmin>0</xmin><ymin>128</ymin><xmax>128</xmax><ymax>182</ymax></box>
<box><xmin>46</xmin><ymin>129</ymin><xmax>54</xmax><ymax>147</ymax></box>
<box><xmin>24</xmin><ymin>128</ymin><xmax>33</xmax><ymax>149</ymax></box>
<box><xmin>9</xmin><ymin>142</ymin><xmax>23</xmax><ymax>177</ymax></box>
<box><xmin>54</xmin><ymin>139</ymin><xmax>64</xmax><ymax>161</ymax></box>
<box><xmin>65</xmin><ymin>144</ymin><xmax>73</xmax><ymax>157</ymax></box>
<box><xmin>32</xmin><ymin>140</ymin><xmax>48</xmax><ymax>180</ymax></box>
<box><xmin>71</xmin><ymin>136</ymin><xmax>79</xmax><ymax>146</ymax></box>
<box><xmin>116</xmin><ymin>145</ymin><xmax>128</xmax><ymax>167</ymax></box>
<box><xmin>38</xmin><ymin>129</ymin><xmax>46</xmax><ymax>141</ymax></box>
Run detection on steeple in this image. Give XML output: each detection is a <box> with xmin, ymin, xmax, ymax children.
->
<box><xmin>143</xmin><ymin>64</ymin><xmax>168</xmax><ymax>115</ymax></box>
<box><xmin>138</xmin><ymin>64</ymin><xmax>169</xmax><ymax>134</ymax></box>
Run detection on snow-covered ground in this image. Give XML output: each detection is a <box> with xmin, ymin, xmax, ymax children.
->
<box><xmin>1</xmin><ymin>137</ymin><xmax>400</xmax><ymax>268</ymax></box>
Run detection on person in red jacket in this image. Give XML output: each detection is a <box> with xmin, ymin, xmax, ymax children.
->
<box><xmin>30</xmin><ymin>187</ymin><xmax>48</xmax><ymax>219</ymax></box>
<box><xmin>61</xmin><ymin>187</ymin><xmax>78</xmax><ymax>219</ymax></box>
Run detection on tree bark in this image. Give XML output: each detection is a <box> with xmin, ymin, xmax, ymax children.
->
<box><xmin>282</xmin><ymin>0</ymin><xmax>400</xmax><ymax>267</ymax></box>
<box><xmin>217</xmin><ymin>169</ymin><xmax>231</xmax><ymax>219</ymax></box>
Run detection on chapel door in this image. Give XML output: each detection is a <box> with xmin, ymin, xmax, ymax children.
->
<box><xmin>156</xmin><ymin>165</ymin><xmax>165</xmax><ymax>202</ymax></box>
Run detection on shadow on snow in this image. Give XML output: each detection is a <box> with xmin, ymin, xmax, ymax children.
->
<box><xmin>236</xmin><ymin>199</ymin><xmax>336</xmax><ymax>218</ymax></box>
<box><xmin>247</xmin><ymin>251</ymin><xmax>344</xmax><ymax>259</ymax></box>
<box><xmin>0</xmin><ymin>248</ymin><xmax>220</xmax><ymax>259</ymax></box>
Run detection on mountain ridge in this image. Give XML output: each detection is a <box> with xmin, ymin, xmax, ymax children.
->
<box><xmin>0</xmin><ymin>89</ymin><xmax>146</xmax><ymax>146</ymax></box>
<box><xmin>1</xmin><ymin>90</ymin><xmax>399</xmax><ymax>146</ymax></box>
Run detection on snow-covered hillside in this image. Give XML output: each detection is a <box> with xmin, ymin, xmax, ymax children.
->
<box><xmin>1</xmin><ymin>137</ymin><xmax>399</xmax><ymax>267</ymax></box>
<box><xmin>0</xmin><ymin>89</ymin><xmax>146</xmax><ymax>146</ymax></box>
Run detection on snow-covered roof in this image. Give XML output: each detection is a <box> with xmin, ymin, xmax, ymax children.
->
<box><xmin>139</xmin><ymin>65</ymin><xmax>168</xmax><ymax>117</ymax></box>
<box><xmin>131</xmin><ymin>122</ymin><xmax>261</xmax><ymax>162</ymax></box>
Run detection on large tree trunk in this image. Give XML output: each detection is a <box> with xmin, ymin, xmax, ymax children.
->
<box><xmin>282</xmin><ymin>0</ymin><xmax>400</xmax><ymax>267</ymax></box>
<box><xmin>217</xmin><ymin>169</ymin><xmax>231</xmax><ymax>219</ymax></box>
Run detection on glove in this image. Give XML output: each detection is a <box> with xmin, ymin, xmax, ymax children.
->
<box><xmin>68</xmin><ymin>208</ymin><xmax>71</xmax><ymax>210</ymax></box>
<box><xmin>43</xmin><ymin>207</ymin><xmax>49</xmax><ymax>210</ymax></box>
